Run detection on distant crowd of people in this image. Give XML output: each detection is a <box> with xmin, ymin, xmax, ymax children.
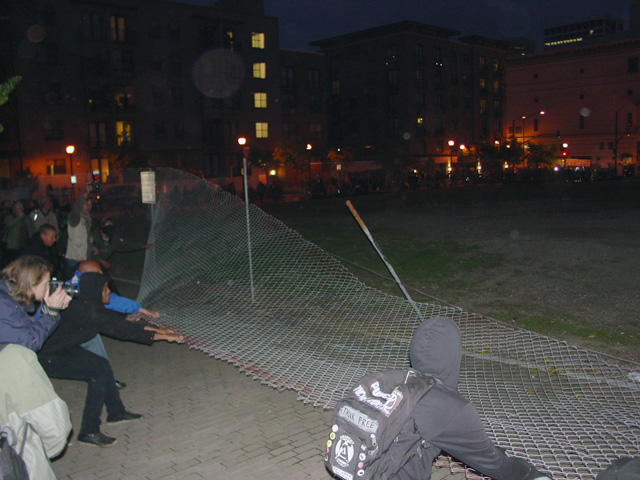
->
<box><xmin>0</xmin><ymin>182</ymin><xmax>183</xmax><ymax>478</ymax></box>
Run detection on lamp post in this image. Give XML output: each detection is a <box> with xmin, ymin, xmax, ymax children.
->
<box><xmin>66</xmin><ymin>145</ymin><xmax>76</xmax><ymax>195</ymax></box>
<box><xmin>306</xmin><ymin>143</ymin><xmax>312</xmax><ymax>189</ymax></box>
<box><xmin>237</xmin><ymin>137</ymin><xmax>255</xmax><ymax>302</ymax></box>
<box><xmin>447</xmin><ymin>140</ymin><xmax>454</xmax><ymax>187</ymax></box>
<box><xmin>520</xmin><ymin>110</ymin><xmax>545</xmax><ymax>144</ymax></box>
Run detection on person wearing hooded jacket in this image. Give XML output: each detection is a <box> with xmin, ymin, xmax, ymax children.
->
<box><xmin>0</xmin><ymin>343</ymin><xmax>72</xmax><ymax>480</ymax></box>
<box><xmin>37</xmin><ymin>272</ymin><xmax>183</xmax><ymax>447</ymax></box>
<box><xmin>394</xmin><ymin>316</ymin><xmax>552</xmax><ymax>480</ymax></box>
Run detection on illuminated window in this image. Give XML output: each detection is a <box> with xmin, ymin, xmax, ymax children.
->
<box><xmin>225</xmin><ymin>30</ymin><xmax>234</xmax><ymax>51</ymax></box>
<box><xmin>479</xmin><ymin>99</ymin><xmax>486</xmax><ymax>115</ymax></box>
<box><xmin>417</xmin><ymin>117</ymin><xmax>424</xmax><ymax>125</ymax></box>
<box><xmin>253</xmin><ymin>63</ymin><xmax>266</xmax><ymax>79</ymax></box>
<box><xmin>255</xmin><ymin>122</ymin><xmax>268</xmax><ymax>138</ymax></box>
<box><xmin>114</xmin><ymin>88</ymin><xmax>134</xmax><ymax>110</ymax></box>
<box><xmin>254</xmin><ymin>92</ymin><xmax>267</xmax><ymax>108</ymax></box>
<box><xmin>110</xmin><ymin>15</ymin><xmax>126</xmax><ymax>42</ymax></box>
<box><xmin>116</xmin><ymin>121</ymin><xmax>132</xmax><ymax>146</ymax></box>
<box><xmin>251</xmin><ymin>32</ymin><xmax>265</xmax><ymax>49</ymax></box>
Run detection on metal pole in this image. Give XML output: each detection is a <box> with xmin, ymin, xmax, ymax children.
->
<box><xmin>346</xmin><ymin>200</ymin><xmax>424</xmax><ymax>321</ymax></box>
<box><xmin>243</xmin><ymin>157</ymin><xmax>255</xmax><ymax>302</ymax></box>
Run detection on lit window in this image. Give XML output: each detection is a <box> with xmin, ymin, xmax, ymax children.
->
<box><xmin>251</xmin><ymin>32</ymin><xmax>265</xmax><ymax>49</ymax></box>
<box><xmin>114</xmin><ymin>88</ymin><xmax>134</xmax><ymax>110</ymax></box>
<box><xmin>110</xmin><ymin>15</ymin><xmax>126</xmax><ymax>42</ymax></box>
<box><xmin>255</xmin><ymin>122</ymin><xmax>268</xmax><ymax>138</ymax></box>
<box><xmin>417</xmin><ymin>117</ymin><xmax>424</xmax><ymax>125</ymax></box>
<box><xmin>254</xmin><ymin>92</ymin><xmax>267</xmax><ymax>108</ymax></box>
<box><xmin>116</xmin><ymin>121</ymin><xmax>132</xmax><ymax>146</ymax></box>
<box><xmin>253</xmin><ymin>63</ymin><xmax>266</xmax><ymax>79</ymax></box>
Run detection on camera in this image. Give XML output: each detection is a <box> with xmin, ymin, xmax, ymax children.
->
<box><xmin>49</xmin><ymin>279</ymin><xmax>79</xmax><ymax>298</ymax></box>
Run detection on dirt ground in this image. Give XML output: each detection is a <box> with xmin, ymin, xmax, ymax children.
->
<box><xmin>360</xmin><ymin>192</ymin><xmax>640</xmax><ymax>363</ymax></box>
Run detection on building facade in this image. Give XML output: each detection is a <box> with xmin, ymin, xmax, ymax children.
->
<box><xmin>0</xmin><ymin>0</ymin><xmax>283</xmax><ymax>184</ymax></box>
<box><xmin>543</xmin><ymin>16</ymin><xmax>624</xmax><ymax>50</ymax></box>
<box><xmin>505</xmin><ymin>37</ymin><xmax>640</xmax><ymax>171</ymax></box>
<box><xmin>310</xmin><ymin>22</ymin><xmax>509</xmax><ymax>171</ymax></box>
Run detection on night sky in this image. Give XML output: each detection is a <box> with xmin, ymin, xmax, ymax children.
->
<box><xmin>178</xmin><ymin>0</ymin><xmax>634</xmax><ymax>51</ymax></box>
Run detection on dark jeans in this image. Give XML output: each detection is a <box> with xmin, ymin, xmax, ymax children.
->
<box><xmin>39</xmin><ymin>347</ymin><xmax>126</xmax><ymax>435</ymax></box>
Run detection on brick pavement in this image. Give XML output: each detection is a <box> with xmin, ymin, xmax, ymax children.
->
<box><xmin>49</xmin><ymin>280</ymin><xmax>467</xmax><ymax>480</ymax></box>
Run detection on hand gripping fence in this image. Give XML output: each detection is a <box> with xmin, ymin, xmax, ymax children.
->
<box><xmin>138</xmin><ymin>168</ymin><xmax>640</xmax><ymax>480</ymax></box>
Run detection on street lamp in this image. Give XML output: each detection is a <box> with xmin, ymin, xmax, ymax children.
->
<box><xmin>447</xmin><ymin>140</ymin><xmax>454</xmax><ymax>187</ymax></box>
<box><xmin>66</xmin><ymin>145</ymin><xmax>77</xmax><ymax>187</ymax></box>
<box><xmin>520</xmin><ymin>110</ymin><xmax>545</xmax><ymax>145</ymax></box>
<box><xmin>237</xmin><ymin>136</ymin><xmax>255</xmax><ymax>302</ymax></box>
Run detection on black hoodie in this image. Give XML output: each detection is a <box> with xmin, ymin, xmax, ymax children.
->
<box><xmin>39</xmin><ymin>273</ymin><xmax>154</xmax><ymax>355</ymax></box>
<box><xmin>409</xmin><ymin>315</ymin><xmax>462</xmax><ymax>389</ymax></box>
<box><xmin>397</xmin><ymin>316</ymin><xmax>548</xmax><ymax>480</ymax></box>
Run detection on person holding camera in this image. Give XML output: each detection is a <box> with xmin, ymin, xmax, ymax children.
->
<box><xmin>38</xmin><ymin>272</ymin><xmax>183</xmax><ymax>447</ymax></box>
<box><xmin>0</xmin><ymin>255</ymin><xmax>72</xmax><ymax>350</ymax></box>
<box><xmin>64</xmin><ymin>184</ymin><xmax>97</xmax><ymax>279</ymax></box>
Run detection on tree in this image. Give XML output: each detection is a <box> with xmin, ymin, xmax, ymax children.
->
<box><xmin>525</xmin><ymin>143</ymin><xmax>558</xmax><ymax>168</ymax></box>
<box><xmin>0</xmin><ymin>76</ymin><xmax>22</xmax><ymax>135</ymax></box>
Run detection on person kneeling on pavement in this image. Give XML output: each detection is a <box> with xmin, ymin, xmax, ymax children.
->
<box><xmin>394</xmin><ymin>316</ymin><xmax>552</xmax><ymax>480</ymax></box>
<box><xmin>37</xmin><ymin>272</ymin><xmax>183</xmax><ymax>447</ymax></box>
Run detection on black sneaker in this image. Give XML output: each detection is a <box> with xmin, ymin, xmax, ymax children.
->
<box><xmin>106</xmin><ymin>411</ymin><xmax>143</xmax><ymax>424</ymax></box>
<box><xmin>115</xmin><ymin>380</ymin><xmax>127</xmax><ymax>389</ymax></box>
<box><xmin>77</xmin><ymin>432</ymin><xmax>117</xmax><ymax>447</ymax></box>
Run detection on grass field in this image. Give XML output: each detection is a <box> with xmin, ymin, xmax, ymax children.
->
<box><xmin>110</xmin><ymin>178</ymin><xmax>640</xmax><ymax>362</ymax></box>
<box><xmin>262</xmin><ymin>179</ymin><xmax>640</xmax><ymax>361</ymax></box>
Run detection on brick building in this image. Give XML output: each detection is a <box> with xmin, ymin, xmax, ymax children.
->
<box><xmin>506</xmin><ymin>37</ymin><xmax>640</xmax><ymax>172</ymax></box>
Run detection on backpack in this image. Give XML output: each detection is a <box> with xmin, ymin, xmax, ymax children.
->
<box><xmin>596</xmin><ymin>457</ymin><xmax>640</xmax><ymax>480</ymax></box>
<box><xmin>325</xmin><ymin>369</ymin><xmax>436</xmax><ymax>480</ymax></box>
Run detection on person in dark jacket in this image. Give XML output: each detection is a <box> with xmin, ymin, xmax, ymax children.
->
<box><xmin>22</xmin><ymin>224</ymin><xmax>62</xmax><ymax>278</ymax></box>
<box><xmin>38</xmin><ymin>272</ymin><xmax>183</xmax><ymax>447</ymax></box>
<box><xmin>394</xmin><ymin>316</ymin><xmax>552</xmax><ymax>480</ymax></box>
<box><xmin>0</xmin><ymin>255</ymin><xmax>71</xmax><ymax>350</ymax></box>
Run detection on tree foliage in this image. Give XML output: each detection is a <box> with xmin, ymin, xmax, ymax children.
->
<box><xmin>0</xmin><ymin>76</ymin><xmax>21</xmax><ymax>107</ymax></box>
<box><xmin>0</xmin><ymin>76</ymin><xmax>22</xmax><ymax>135</ymax></box>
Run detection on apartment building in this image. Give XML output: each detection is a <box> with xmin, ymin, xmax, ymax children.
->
<box><xmin>0</xmin><ymin>0</ymin><xmax>282</xmax><ymax>182</ymax></box>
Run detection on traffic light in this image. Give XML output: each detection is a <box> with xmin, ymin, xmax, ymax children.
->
<box><xmin>556</xmin><ymin>130</ymin><xmax>561</xmax><ymax>139</ymax></box>
<box><xmin>90</xmin><ymin>172</ymin><xmax>101</xmax><ymax>191</ymax></box>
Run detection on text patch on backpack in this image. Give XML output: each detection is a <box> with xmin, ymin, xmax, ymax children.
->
<box><xmin>337</xmin><ymin>404</ymin><xmax>379</xmax><ymax>434</ymax></box>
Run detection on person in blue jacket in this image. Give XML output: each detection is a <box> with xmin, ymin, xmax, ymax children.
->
<box><xmin>68</xmin><ymin>260</ymin><xmax>160</xmax><ymax>388</ymax></box>
<box><xmin>37</xmin><ymin>272</ymin><xmax>182</xmax><ymax>447</ymax></box>
<box><xmin>0</xmin><ymin>255</ymin><xmax>71</xmax><ymax>350</ymax></box>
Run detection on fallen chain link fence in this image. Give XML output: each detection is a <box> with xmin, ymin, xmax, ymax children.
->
<box><xmin>138</xmin><ymin>169</ymin><xmax>639</xmax><ymax>480</ymax></box>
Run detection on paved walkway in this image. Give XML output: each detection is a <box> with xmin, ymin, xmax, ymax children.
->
<box><xmin>49</xmin><ymin>281</ymin><xmax>467</xmax><ymax>480</ymax></box>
